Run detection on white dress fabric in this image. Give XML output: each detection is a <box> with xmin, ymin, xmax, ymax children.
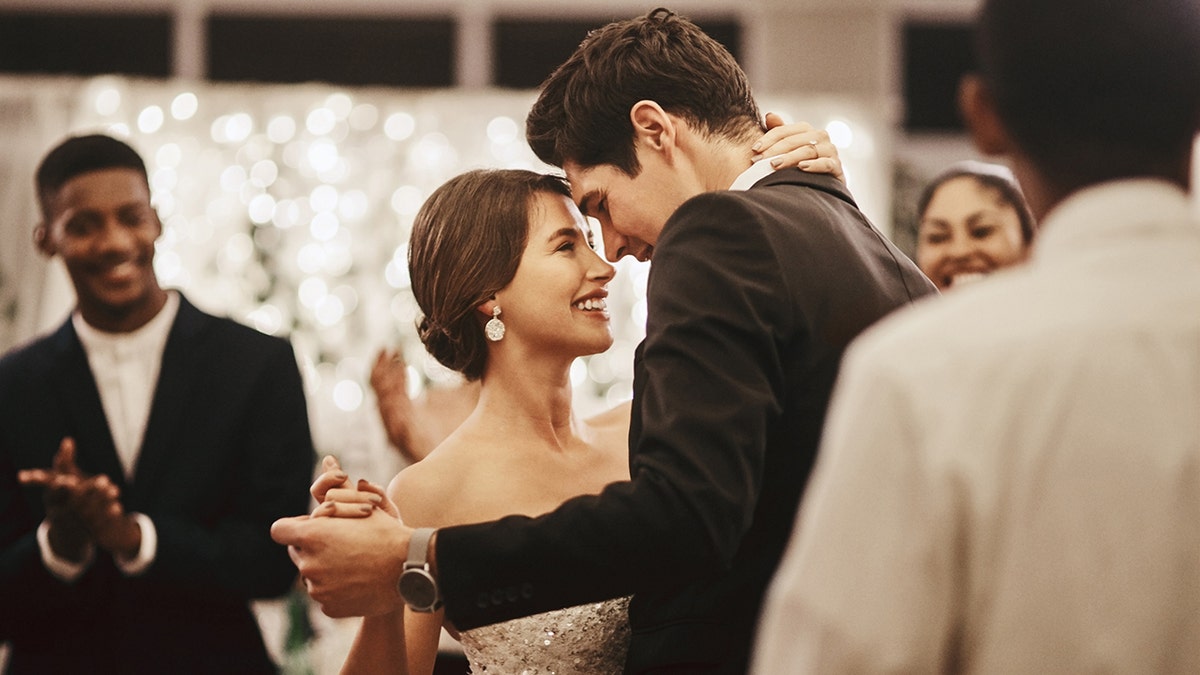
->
<box><xmin>458</xmin><ymin>596</ymin><xmax>630</xmax><ymax>674</ymax></box>
<box><xmin>753</xmin><ymin>179</ymin><xmax>1200</xmax><ymax>674</ymax></box>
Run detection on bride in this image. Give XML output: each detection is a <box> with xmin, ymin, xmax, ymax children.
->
<box><xmin>323</xmin><ymin>167</ymin><xmax>630</xmax><ymax>675</ymax></box>
<box><xmin>314</xmin><ymin>121</ymin><xmax>841</xmax><ymax>675</ymax></box>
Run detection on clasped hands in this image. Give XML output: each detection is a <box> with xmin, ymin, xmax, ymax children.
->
<box><xmin>309</xmin><ymin>454</ymin><xmax>399</xmax><ymax>520</ymax></box>
<box><xmin>271</xmin><ymin>455</ymin><xmax>415</xmax><ymax>618</ymax></box>
<box><xmin>18</xmin><ymin>437</ymin><xmax>142</xmax><ymax>561</ymax></box>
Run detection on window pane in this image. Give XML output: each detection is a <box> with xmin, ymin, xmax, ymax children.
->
<box><xmin>494</xmin><ymin>17</ymin><xmax>741</xmax><ymax>89</ymax></box>
<box><xmin>208</xmin><ymin>16</ymin><xmax>455</xmax><ymax>87</ymax></box>
<box><xmin>903</xmin><ymin>23</ymin><xmax>975</xmax><ymax>132</ymax></box>
<box><xmin>0</xmin><ymin>12</ymin><xmax>171</xmax><ymax>78</ymax></box>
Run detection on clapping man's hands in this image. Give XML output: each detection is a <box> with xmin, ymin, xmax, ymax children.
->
<box><xmin>18</xmin><ymin>437</ymin><xmax>142</xmax><ymax>560</ymax></box>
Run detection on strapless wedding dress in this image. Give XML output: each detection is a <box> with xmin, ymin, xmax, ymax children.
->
<box><xmin>457</xmin><ymin>596</ymin><xmax>631</xmax><ymax>674</ymax></box>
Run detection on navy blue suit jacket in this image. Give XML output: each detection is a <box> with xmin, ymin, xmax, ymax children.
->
<box><xmin>0</xmin><ymin>294</ymin><xmax>315</xmax><ymax>674</ymax></box>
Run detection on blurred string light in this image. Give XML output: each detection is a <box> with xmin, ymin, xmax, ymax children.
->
<box><xmin>333</xmin><ymin>379</ymin><xmax>363</xmax><ymax>412</ymax></box>
<box><xmin>138</xmin><ymin>105</ymin><xmax>164</xmax><ymax>134</ymax></box>
<box><xmin>171</xmin><ymin>92</ymin><xmax>198</xmax><ymax>120</ymax></box>
<box><xmin>384</xmin><ymin>112</ymin><xmax>415</xmax><ymax>141</ymax></box>
<box><xmin>826</xmin><ymin>119</ymin><xmax>853</xmax><ymax>148</ymax></box>
<box><xmin>248</xmin><ymin>194</ymin><xmax>276</xmax><ymax>224</ymax></box>
<box><xmin>94</xmin><ymin>86</ymin><xmax>122</xmax><ymax>116</ymax></box>
<box><xmin>156</xmin><ymin>143</ymin><xmax>183</xmax><ymax>168</ymax></box>
<box><xmin>391</xmin><ymin>185</ymin><xmax>423</xmax><ymax>216</ymax></box>
<box><xmin>325</xmin><ymin>93</ymin><xmax>353</xmax><ymax>120</ymax></box>
<box><xmin>249</xmin><ymin>159</ymin><xmax>279</xmax><ymax>188</ymax></box>
<box><xmin>349</xmin><ymin>104</ymin><xmax>378</xmax><ymax>131</ymax></box>
<box><xmin>267</xmin><ymin>115</ymin><xmax>297</xmax><ymax>144</ymax></box>
<box><xmin>211</xmin><ymin>112</ymin><xmax>253</xmax><ymax>143</ymax></box>
<box><xmin>306</xmin><ymin>107</ymin><xmax>337</xmax><ymax>136</ymax></box>
<box><xmin>486</xmin><ymin>116</ymin><xmax>519</xmax><ymax>144</ymax></box>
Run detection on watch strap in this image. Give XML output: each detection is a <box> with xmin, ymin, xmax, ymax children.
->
<box><xmin>407</xmin><ymin>527</ymin><xmax>436</xmax><ymax>569</ymax></box>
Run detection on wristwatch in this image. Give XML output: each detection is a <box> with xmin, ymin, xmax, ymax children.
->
<box><xmin>398</xmin><ymin>527</ymin><xmax>442</xmax><ymax>612</ymax></box>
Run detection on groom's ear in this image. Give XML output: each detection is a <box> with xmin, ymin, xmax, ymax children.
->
<box><xmin>629</xmin><ymin>100</ymin><xmax>676</xmax><ymax>154</ymax></box>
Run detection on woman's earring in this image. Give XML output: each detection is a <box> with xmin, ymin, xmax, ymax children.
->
<box><xmin>485</xmin><ymin>306</ymin><xmax>506</xmax><ymax>342</ymax></box>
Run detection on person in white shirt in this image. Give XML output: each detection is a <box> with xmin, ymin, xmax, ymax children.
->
<box><xmin>751</xmin><ymin>0</ymin><xmax>1200</xmax><ymax>672</ymax></box>
<box><xmin>0</xmin><ymin>134</ymin><xmax>315</xmax><ymax>674</ymax></box>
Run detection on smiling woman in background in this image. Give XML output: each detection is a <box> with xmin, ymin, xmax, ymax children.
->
<box><xmin>915</xmin><ymin>160</ymin><xmax>1036</xmax><ymax>291</ymax></box>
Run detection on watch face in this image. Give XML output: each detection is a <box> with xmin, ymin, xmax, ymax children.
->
<box><xmin>399</xmin><ymin>569</ymin><xmax>439</xmax><ymax>610</ymax></box>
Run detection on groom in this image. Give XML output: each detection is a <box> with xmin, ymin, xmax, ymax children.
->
<box><xmin>273</xmin><ymin>9</ymin><xmax>935</xmax><ymax>672</ymax></box>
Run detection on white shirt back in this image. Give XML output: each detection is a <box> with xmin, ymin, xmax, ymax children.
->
<box><xmin>754</xmin><ymin>180</ymin><xmax>1200</xmax><ymax>673</ymax></box>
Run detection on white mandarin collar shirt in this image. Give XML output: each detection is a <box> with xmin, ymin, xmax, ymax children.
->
<box><xmin>39</xmin><ymin>290</ymin><xmax>179</xmax><ymax>582</ymax></box>
<box><xmin>72</xmin><ymin>290</ymin><xmax>180</xmax><ymax>480</ymax></box>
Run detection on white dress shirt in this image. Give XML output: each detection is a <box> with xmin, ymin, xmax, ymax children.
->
<box><xmin>752</xmin><ymin>180</ymin><xmax>1200</xmax><ymax>673</ymax></box>
<box><xmin>38</xmin><ymin>291</ymin><xmax>179</xmax><ymax>581</ymax></box>
<box><xmin>729</xmin><ymin>155</ymin><xmax>781</xmax><ymax>191</ymax></box>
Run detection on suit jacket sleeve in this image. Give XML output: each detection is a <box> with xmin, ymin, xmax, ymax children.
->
<box><xmin>437</xmin><ymin>193</ymin><xmax>790</xmax><ymax>628</ymax></box>
<box><xmin>0</xmin><ymin>338</ymin><xmax>95</xmax><ymax>626</ymax></box>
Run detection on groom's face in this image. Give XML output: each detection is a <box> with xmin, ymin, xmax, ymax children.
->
<box><xmin>564</xmin><ymin>148</ymin><xmax>691</xmax><ymax>263</ymax></box>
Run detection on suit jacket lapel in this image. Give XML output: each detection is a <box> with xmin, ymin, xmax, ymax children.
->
<box><xmin>46</xmin><ymin>319</ymin><xmax>127</xmax><ymax>488</ymax></box>
<box><xmin>128</xmin><ymin>295</ymin><xmax>206</xmax><ymax>497</ymax></box>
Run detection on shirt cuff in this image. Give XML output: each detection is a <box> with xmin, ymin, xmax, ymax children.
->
<box><xmin>114</xmin><ymin>512</ymin><xmax>157</xmax><ymax>577</ymax></box>
<box><xmin>36</xmin><ymin>519</ymin><xmax>94</xmax><ymax>582</ymax></box>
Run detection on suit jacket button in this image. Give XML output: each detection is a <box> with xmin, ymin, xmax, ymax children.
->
<box><xmin>520</xmin><ymin>582</ymin><xmax>534</xmax><ymax>599</ymax></box>
<box><xmin>476</xmin><ymin>593</ymin><xmax>490</xmax><ymax>609</ymax></box>
<box><xmin>491</xmin><ymin>589</ymin><xmax>504</xmax><ymax>606</ymax></box>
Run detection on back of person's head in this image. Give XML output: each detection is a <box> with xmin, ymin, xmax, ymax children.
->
<box><xmin>35</xmin><ymin>134</ymin><xmax>148</xmax><ymax>215</ymax></box>
<box><xmin>408</xmin><ymin>169</ymin><xmax>572</xmax><ymax>381</ymax></box>
<box><xmin>974</xmin><ymin>0</ymin><xmax>1200</xmax><ymax>188</ymax></box>
<box><xmin>526</xmin><ymin>7</ymin><xmax>762</xmax><ymax>175</ymax></box>
<box><xmin>918</xmin><ymin>160</ymin><xmax>1036</xmax><ymax>244</ymax></box>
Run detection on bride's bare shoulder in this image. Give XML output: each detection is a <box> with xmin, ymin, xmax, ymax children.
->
<box><xmin>387</xmin><ymin>441</ymin><xmax>475</xmax><ymax>527</ymax></box>
<box><xmin>584</xmin><ymin>399</ymin><xmax>632</xmax><ymax>431</ymax></box>
<box><xmin>584</xmin><ymin>400</ymin><xmax>633</xmax><ymax>468</ymax></box>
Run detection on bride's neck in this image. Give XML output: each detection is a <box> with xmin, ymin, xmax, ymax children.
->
<box><xmin>472</xmin><ymin>358</ymin><xmax>579</xmax><ymax>445</ymax></box>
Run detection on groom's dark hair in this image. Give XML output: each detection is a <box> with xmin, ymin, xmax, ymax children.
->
<box><xmin>526</xmin><ymin>8</ymin><xmax>762</xmax><ymax>176</ymax></box>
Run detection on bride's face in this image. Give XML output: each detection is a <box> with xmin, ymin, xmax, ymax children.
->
<box><xmin>494</xmin><ymin>192</ymin><xmax>616</xmax><ymax>358</ymax></box>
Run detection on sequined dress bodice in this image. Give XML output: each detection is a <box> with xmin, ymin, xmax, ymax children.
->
<box><xmin>457</xmin><ymin>596</ymin><xmax>631</xmax><ymax>675</ymax></box>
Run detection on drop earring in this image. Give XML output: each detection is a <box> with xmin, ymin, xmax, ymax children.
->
<box><xmin>485</xmin><ymin>306</ymin><xmax>506</xmax><ymax>342</ymax></box>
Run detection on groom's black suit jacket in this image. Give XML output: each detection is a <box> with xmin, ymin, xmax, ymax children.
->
<box><xmin>0</xmin><ymin>294</ymin><xmax>315</xmax><ymax>674</ymax></box>
<box><xmin>438</xmin><ymin>169</ymin><xmax>937</xmax><ymax>673</ymax></box>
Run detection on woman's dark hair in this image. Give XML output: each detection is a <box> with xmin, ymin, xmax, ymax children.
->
<box><xmin>916</xmin><ymin>161</ymin><xmax>1036</xmax><ymax>244</ymax></box>
<box><xmin>408</xmin><ymin>169</ymin><xmax>572</xmax><ymax>381</ymax></box>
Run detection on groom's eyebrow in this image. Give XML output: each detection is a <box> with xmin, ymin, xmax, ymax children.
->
<box><xmin>576</xmin><ymin>190</ymin><xmax>599</xmax><ymax>217</ymax></box>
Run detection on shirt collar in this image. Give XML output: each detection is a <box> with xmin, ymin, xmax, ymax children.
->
<box><xmin>73</xmin><ymin>290</ymin><xmax>180</xmax><ymax>354</ymax></box>
<box><xmin>728</xmin><ymin>156</ymin><xmax>779</xmax><ymax>191</ymax></box>
<box><xmin>1033</xmin><ymin>179</ymin><xmax>1196</xmax><ymax>264</ymax></box>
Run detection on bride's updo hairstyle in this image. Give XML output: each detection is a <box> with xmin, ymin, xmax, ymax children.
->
<box><xmin>408</xmin><ymin>168</ymin><xmax>573</xmax><ymax>381</ymax></box>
